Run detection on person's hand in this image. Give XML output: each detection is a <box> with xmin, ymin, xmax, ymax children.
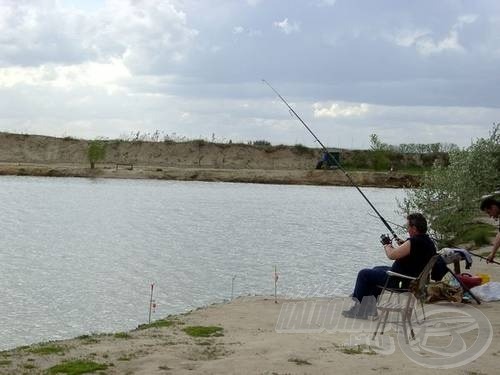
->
<box><xmin>395</xmin><ymin>237</ymin><xmax>405</xmax><ymax>246</ymax></box>
<box><xmin>380</xmin><ymin>234</ymin><xmax>391</xmax><ymax>246</ymax></box>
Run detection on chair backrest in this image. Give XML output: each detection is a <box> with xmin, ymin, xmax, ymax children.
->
<box><xmin>411</xmin><ymin>254</ymin><xmax>442</xmax><ymax>300</ymax></box>
<box><xmin>431</xmin><ymin>255</ymin><xmax>448</xmax><ymax>281</ymax></box>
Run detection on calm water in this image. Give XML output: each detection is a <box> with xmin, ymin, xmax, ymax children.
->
<box><xmin>0</xmin><ymin>176</ymin><xmax>404</xmax><ymax>350</ymax></box>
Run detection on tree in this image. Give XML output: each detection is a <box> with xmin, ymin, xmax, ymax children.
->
<box><xmin>399</xmin><ymin>124</ymin><xmax>500</xmax><ymax>245</ymax></box>
<box><xmin>369</xmin><ymin>134</ymin><xmax>388</xmax><ymax>151</ymax></box>
<box><xmin>87</xmin><ymin>140</ymin><xmax>106</xmax><ymax>169</ymax></box>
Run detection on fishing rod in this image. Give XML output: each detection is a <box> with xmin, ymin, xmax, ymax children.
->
<box><xmin>263</xmin><ymin>79</ymin><xmax>398</xmax><ymax>240</ymax></box>
<box><xmin>366</xmin><ymin>212</ymin><xmax>500</xmax><ymax>265</ymax></box>
<box><xmin>469</xmin><ymin>252</ymin><xmax>500</xmax><ymax>266</ymax></box>
<box><xmin>367</xmin><ymin>212</ymin><xmax>405</xmax><ymax>231</ymax></box>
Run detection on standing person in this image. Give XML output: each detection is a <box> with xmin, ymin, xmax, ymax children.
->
<box><xmin>480</xmin><ymin>197</ymin><xmax>500</xmax><ymax>263</ymax></box>
<box><xmin>342</xmin><ymin>213</ymin><xmax>436</xmax><ymax>319</ymax></box>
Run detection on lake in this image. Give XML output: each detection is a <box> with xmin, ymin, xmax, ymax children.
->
<box><xmin>0</xmin><ymin>176</ymin><xmax>404</xmax><ymax>350</ymax></box>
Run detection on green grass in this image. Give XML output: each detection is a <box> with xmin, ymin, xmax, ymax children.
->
<box><xmin>337</xmin><ymin>345</ymin><xmax>376</xmax><ymax>355</ymax></box>
<box><xmin>455</xmin><ymin>223</ymin><xmax>496</xmax><ymax>248</ymax></box>
<box><xmin>182</xmin><ymin>326</ymin><xmax>223</xmax><ymax>337</ymax></box>
<box><xmin>113</xmin><ymin>332</ymin><xmax>131</xmax><ymax>339</ymax></box>
<box><xmin>48</xmin><ymin>360</ymin><xmax>108</xmax><ymax>374</ymax></box>
<box><xmin>28</xmin><ymin>344</ymin><xmax>66</xmax><ymax>355</ymax></box>
<box><xmin>0</xmin><ymin>360</ymin><xmax>12</xmax><ymax>366</ymax></box>
<box><xmin>136</xmin><ymin>319</ymin><xmax>174</xmax><ymax>330</ymax></box>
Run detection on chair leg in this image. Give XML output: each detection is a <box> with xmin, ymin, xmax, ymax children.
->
<box><xmin>380</xmin><ymin>310</ymin><xmax>390</xmax><ymax>335</ymax></box>
<box><xmin>420</xmin><ymin>300</ymin><xmax>426</xmax><ymax>321</ymax></box>
<box><xmin>401</xmin><ymin>311</ymin><xmax>409</xmax><ymax>344</ymax></box>
<box><xmin>406</xmin><ymin>309</ymin><xmax>415</xmax><ymax>340</ymax></box>
<box><xmin>372</xmin><ymin>314</ymin><xmax>382</xmax><ymax>340</ymax></box>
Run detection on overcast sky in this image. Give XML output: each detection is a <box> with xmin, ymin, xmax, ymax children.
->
<box><xmin>0</xmin><ymin>0</ymin><xmax>499</xmax><ymax>148</ymax></box>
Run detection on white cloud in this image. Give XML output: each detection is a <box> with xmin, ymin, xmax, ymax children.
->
<box><xmin>391</xmin><ymin>29</ymin><xmax>430</xmax><ymax>47</ymax></box>
<box><xmin>0</xmin><ymin>59</ymin><xmax>130</xmax><ymax>91</ymax></box>
<box><xmin>414</xmin><ymin>14</ymin><xmax>478</xmax><ymax>56</ymax></box>
<box><xmin>457</xmin><ymin>14</ymin><xmax>478</xmax><ymax>27</ymax></box>
<box><xmin>233</xmin><ymin>26</ymin><xmax>245</xmax><ymax>34</ymax></box>
<box><xmin>0</xmin><ymin>0</ymin><xmax>198</xmax><ymax>74</ymax></box>
<box><xmin>319</xmin><ymin>0</ymin><xmax>337</xmax><ymax>6</ymax></box>
<box><xmin>416</xmin><ymin>30</ymin><xmax>464</xmax><ymax>55</ymax></box>
<box><xmin>313</xmin><ymin>102</ymin><xmax>370</xmax><ymax>118</ymax></box>
<box><xmin>273</xmin><ymin>18</ymin><xmax>300</xmax><ymax>35</ymax></box>
<box><xmin>246</xmin><ymin>0</ymin><xmax>263</xmax><ymax>6</ymax></box>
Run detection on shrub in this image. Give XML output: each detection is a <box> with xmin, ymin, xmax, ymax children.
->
<box><xmin>400</xmin><ymin>124</ymin><xmax>500</xmax><ymax>245</ymax></box>
<box><xmin>87</xmin><ymin>140</ymin><xmax>106</xmax><ymax>169</ymax></box>
<box><xmin>251</xmin><ymin>140</ymin><xmax>271</xmax><ymax>146</ymax></box>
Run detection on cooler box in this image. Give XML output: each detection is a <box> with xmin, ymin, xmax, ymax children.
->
<box><xmin>456</xmin><ymin>273</ymin><xmax>482</xmax><ymax>289</ymax></box>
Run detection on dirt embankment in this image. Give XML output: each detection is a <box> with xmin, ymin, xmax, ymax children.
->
<box><xmin>0</xmin><ymin>132</ymin><xmax>424</xmax><ymax>187</ymax></box>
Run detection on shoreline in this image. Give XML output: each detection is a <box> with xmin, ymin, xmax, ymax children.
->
<box><xmin>0</xmin><ymin>162</ymin><xmax>420</xmax><ymax>188</ymax></box>
<box><xmin>1</xmin><ymin>250</ymin><xmax>499</xmax><ymax>374</ymax></box>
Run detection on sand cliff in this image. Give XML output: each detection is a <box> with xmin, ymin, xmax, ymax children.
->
<box><xmin>0</xmin><ymin>132</ymin><xmax>427</xmax><ymax>187</ymax></box>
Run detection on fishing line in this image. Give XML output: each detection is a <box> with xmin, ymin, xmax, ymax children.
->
<box><xmin>263</xmin><ymin>79</ymin><xmax>398</xmax><ymax>239</ymax></box>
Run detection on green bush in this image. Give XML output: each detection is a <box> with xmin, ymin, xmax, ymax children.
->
<box><xmin>372</xmin><ymin>150</ymin><xmax>391</xmax><ymax>171</ymax></box>
<box><xmin>251</xmin><ymin>140</ymin><xmax>271</xmax><ymax>146</ymax></box>
<box><xmin>400</xmin><ymin>124</ymin><xmax>500</xmax><ymax>244</ymax></box>
<box><xmin>87</xmin><ymin>140</ymin><xmax>106</xmax><ymax>169</ymax></box>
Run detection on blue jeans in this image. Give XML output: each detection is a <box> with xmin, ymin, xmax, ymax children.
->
<box><xmin>352</xmin><ymin>266</ymin><xmax>391</xmax><ymax>303</ymax></box>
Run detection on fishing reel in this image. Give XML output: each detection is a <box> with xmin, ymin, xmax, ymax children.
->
<box><xmin>380</xmin><ymin>234</ymin><xmax>392</xmax><ymax>245</ymax></box>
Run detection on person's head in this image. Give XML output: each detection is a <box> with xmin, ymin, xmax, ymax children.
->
<box><xmin>480</xmin><ymin>197</ymin><xmax>500</xmax><ymax>219</ymax></box>
<box><xmin>406</xmin><ymin>213</ymin><xmax>427</xmax><ymax>236</ymax></box>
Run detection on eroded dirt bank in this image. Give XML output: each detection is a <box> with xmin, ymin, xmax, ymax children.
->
<box><xmin>0</xmin><ymin>133</ymin><xmax>426</xmax><ymax>187</ymax></box>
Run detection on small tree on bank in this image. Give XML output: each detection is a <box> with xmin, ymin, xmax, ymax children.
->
<box><xmin>87</xmin><ymin>140</ymin><xmax>106</xmax><ymax>169</ymax></box>
<box><xmin>399</xmin><ymin>124</ymin><xmax>500</xmax><ymax>245</ymax></box>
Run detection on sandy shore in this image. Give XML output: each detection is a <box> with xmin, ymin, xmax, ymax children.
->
<box><xmin>1</xmin><ymin>248</ymin><xmax>499</xmax><ymax>375</ymax></box>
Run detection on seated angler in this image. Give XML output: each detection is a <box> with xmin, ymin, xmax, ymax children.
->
<box><xmin>342</xmin><ymin>213</ymin><xmax>436</xmax><ymax>319</ymax></box>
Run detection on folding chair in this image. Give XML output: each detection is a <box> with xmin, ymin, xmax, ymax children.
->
<box><xmin>372</xmin><ymin>255</ymin><xmax>441</xmax><ymax>344</ymax></box>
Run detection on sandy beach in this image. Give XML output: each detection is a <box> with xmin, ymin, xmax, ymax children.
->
<box><xmin>1</xmin><ymin>246</ymin><xmax>499</xmax><ymax>375</ymax></box>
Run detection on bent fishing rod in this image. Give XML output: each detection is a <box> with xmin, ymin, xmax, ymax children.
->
<box><xmin>263</xmin><ymin>79</ymin><xmax>398</xmax><ymax>240</ymax></box>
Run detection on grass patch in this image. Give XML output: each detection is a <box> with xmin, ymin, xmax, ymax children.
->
<box><xmin>113</xmin><ymin>332</ymin><xmax>131</xmax><ymax>339</ymax></box>
<box><xmin>117</xmin><ymin>354</ymin><xmax>134</xmax><ymax>361</ymax></box>
<box><xmin>28</xmin><ymin>344</ymin><xmax>66</xmax><ymax>355</ymax></box>
<box><xmin>23</xmin><ymin>363</ymin><xmax>37</xmax><ymax>369</ymax></box>
<box><xmin>48</xmin><ymin>360</ymin><xmax>108</xmax><ymax>374</ymax></box>
<box><xmin>0</xmin><ymin>360</ymin><xmax>12</xmax><ymax>366</ymax></box>
<box><xmin>182</xmin><ymin>326</ymin><xmax>223</xmax><ymax>338</ymax></box>
<box><xmin>288</xmin><ymin>357</ymin><xmax>312</xmax><ymax>365</ymax></box>
<box><xmin>136</xmin><ymin>319</ymin><xmax>174</xmax><ymax>330</ymax></box>
<box><xmin>455</xmin><ymin>223</ymin><xmax>496</xmax><ymax>248</ymax></box>
<box><xmin>337</xmin><ymin>344</ymin><xmax>376</xmax><ymax>355</ymax></box>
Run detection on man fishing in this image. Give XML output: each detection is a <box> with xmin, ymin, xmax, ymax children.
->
<box><xmin>342</xmin><ymin>213</ymin><xmax>436</xmax><ymax>319</ymax></box>
<box><xmin>480</xmin><ymin>197</ymin><xmax>500</xmax><ymax>263</ymax></box>
<box><xmin>262</xmin><ymin>81</ymin><xmax>436</xmax><ymax>318</ymax></box>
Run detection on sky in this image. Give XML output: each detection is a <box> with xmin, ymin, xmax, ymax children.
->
<box><xmin>0</xmin><ymin>0</ymin><xmax>499</xmax><ymax>149</ymax></box>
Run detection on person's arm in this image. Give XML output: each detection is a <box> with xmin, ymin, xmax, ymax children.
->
<box><xmin>384</xmin><ymin>240</ymin><xmax>411</xmax><ymax>260</ymax></box>
<box><xmin>486</xmin><ymin>232</ymin><xmax>500</xmax><ymax>263</ymax></box>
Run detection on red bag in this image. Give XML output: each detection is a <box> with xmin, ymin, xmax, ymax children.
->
<box><xmin>456</xmin><ymin>273</ymin><xmax>482</xmax><ymax>289</ymax></box>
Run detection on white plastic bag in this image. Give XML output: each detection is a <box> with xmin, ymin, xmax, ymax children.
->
<box><xmin>471</xmin><ymin>282</ymin><xmax>500</xmax><ymax>302</ymax></box>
